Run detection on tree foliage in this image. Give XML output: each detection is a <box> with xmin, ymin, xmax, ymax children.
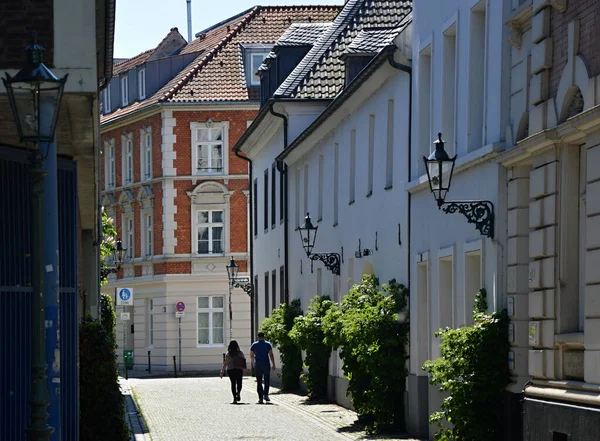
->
<box><xmin>423</xmin><ymin>288</ymin><xmax>509</xmax><ymax>441</ymax></box>
<box><xmin>322</xmin><ymin>275</ymin><xmax>409</xmax><ymax>433</ymax></box>
<box><xmin>290</xmin><ymin>295</ymin><xmax>335</xmax><ymax>400</ymax></box>
<box><xmin>100</xmin><ymin>209</ymin><xmax>117</xmax><ymax>286</ymax></box>
<box><xmin>260</xmin><ymin>299</ymin><xmax>303</xmax><ymax>390</ymax></box>
<box><xmin>80</xmin><ymin>294</ymin><xmax>128</xmax><ymax>441</ymax></box>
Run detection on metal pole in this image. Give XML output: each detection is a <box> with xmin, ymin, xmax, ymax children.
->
<box><xmin>147</xmin><ymin>350</ymin><xmax>151</xmax><ymax>373</ymax></box>
<box><xmin>228</xmin><ymin>283</ymin><xmax>233</xmax><ymax>341</ymax></box>
<box><xmin>178</xmin><ymin>317</ymin><xmax>182</xmax><ymax>373</ymax></box>
<box><xmin>26</xmin><ymin>151</ymin><xmax>54</xmax><ymax>441</ymax></box>
<box><xmin>173</xmin><ymin>356</ymin><xmax>177</xmax><ymax>378</ymax></box>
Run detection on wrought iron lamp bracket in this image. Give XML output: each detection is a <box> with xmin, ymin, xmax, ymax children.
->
<box><xmin>100</xmin><ymin>266</ymin><xmax>118</xmax><ymax>279</ymax></box>
<box><xmin>308</xmin><ymin>252</ymin><xmax>341</xmax><ymax>276</ymax></box>
<box><xmin>439</xmin><ymin>200</ymin><xmax>495</xmax><ymax>238</ymax></box>
<box><xmin>231</xmin><ymin>277</ymin><xmax>253</xmax><ymax>297</ymax></box>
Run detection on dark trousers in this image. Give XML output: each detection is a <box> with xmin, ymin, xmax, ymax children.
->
<box><xmin>255</xmin><ymin>364</ymin><xmax>270</xmax><ymax>399</ymax></box>
<box><xmin>227</xmin><ymin>368</ymin><xmax>243</xmax><ymax>398</ymax></box>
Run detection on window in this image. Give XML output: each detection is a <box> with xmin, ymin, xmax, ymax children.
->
<box><xmin>367</xmin><ymin>115</ymin><xmax>375</xmax><ymax>196</ymax></box>
<box><xmin>193</xmin><ymin>125</ymin><xmax>225</xmax><ymax>174</ymax></box>
<box><xmin>103</xmin><ymin>84</ymin><xmax>111</xmax><ymax>113</ymax></box>
<box><xmin>147</xmin><ymin>299</ymin><xmax>155</xmax><ymax>347</ymax></box>
<box><xmin>464</xmin><ymin>250</ymin><xmax>481</xmax><ymax>326</ymax></box>
<box><xmin>122</xmin><ymin>135</ymin><xmax>133</xmax><ymax>185</ymax></box>
<box><xmin>295</xmin><ymin>168</ymin><xmax>301</xmax><ymax>228</ymax></box>
<box><xmin>271</xmin><ymin>163</ymin><xmax>276</xmax><ymax>228</ymax></box>
<box><xmin>279</xmin><ymin>166</ymin><xmax>284</xmax><ymax>223</ymax></box>
<box><xmin>316</xmin><ymin>268</ymin><xmax>322</xmax><ymax>296</ymax></box>
<box><xmin>439</xmin><ymin>253</ymin><xmax>454</xmax><ymax>329</ymax></box>
<box><xmin>272</xmin><ymin>270</ymin><xmax>277</xmax><ymax>311</ymax></box>
<box><xmin>334</xmin><ymin>143</ymin><xmax>339</xmax><ymax>224</ymax></box>
<box><xmin>468</xmin><ymin>2</ymin><xmax>486</xmax><ymax>152</ymax></box>
<box><xmin>253</xmin><ymin>179</ymin><xmax>258</xmax><ymax>236</ymax></box>
<box><xmin>417</xmin><ymin>258</ymin><xmax>430</xmax><ymax>364</ymax></box>
<box><xmin>141</xmin><ymin>130</ymin><xmax>152</xmax><ymax>180</ymax></box>
<box><xmin>197</xmin><ymin>296</ymin><xmax>224</xmax><ymax>345</ymax></box>
<box><xmin>121</xmin><ymin>76</ymin><xmax>128</xmax><ymax>107</ymax></box>
<box><xmin>124</xmin><ymin>215</ymin><xmax>134</xmax><ymax>259</ymax></box>
<box><xmin>264</xmin><ymin>272</ymin><xmax>270</xmax><ymax>317</ymax></box>
<box><xmin>254</xmin><ymin>275</ymin><xmax>259</xmax><ymax>333</ymax></box>
<box><xmin>318</xmin><ymin>155</ymin><xmax>323</xmax><ymax>221</ymax></box>
<box><xmin>442</xmin><ymin>25</ymin><xmax>457</xmax><ymax>156</ymax></box>
<box><xmin>418</xmin><ymin>45</ymin><xmax>432</xmax><ymax>176</ymax></box>
<box><xmin>349</xmin><ymin>130</ymin><xmax>356</xmax><ymax>203</ymax></box>
<box><xmin>105</xmin><ymin>141</ymin><xmax>115</xmax><ymax>189</ymax></box>
<box><xmin>138</xmin><ymin>68</ymin><xmax>146</xmax><ymax>99</ymax></box>
<box><xmin>196</xmin><ymin>210</ymin><xmax>223</xmax><ymax>254</ymax></box>
<box><xmin>385</xmin><ymin>100</ymin><xmax>394</xmax><ymax>188</ymax></box>
<box><xmin>143</xmin><ymin>213</ymin><xmax>153</xmax><ymax>257</ymax></box>
<box><xmin>250</xmin><ymin>53</ymin><xmax>269</xmax><ymax>86</ymax></box>
<box><xmin>303</xmin><ymin>164</ymin><xmax>308</xmax><ymax>217</ymax></box>
<box><xmin>264</xmin><ymin>169</ymin><xmax>269</xmax><ymax>231</ymax></box>
<box><xmin>279</xmin><ymin>266</ymin><xmax>285</xmax><ymax>305</ymax></box>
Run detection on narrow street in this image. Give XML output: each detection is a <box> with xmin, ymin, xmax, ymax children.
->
<box><xmin>121</xmin><ymin>376</ymin><xmax>423</xmax><ymax>441</ymax></box>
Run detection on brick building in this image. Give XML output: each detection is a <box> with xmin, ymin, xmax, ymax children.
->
<box><xmin>100</xmin><ymin>5</ymin><xmax>340</xmax><ymax>372</ymax></box>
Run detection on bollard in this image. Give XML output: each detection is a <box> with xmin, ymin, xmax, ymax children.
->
<box><xmin>173</xmin><ymin>355</ymin><xmax>177</xmax><ymax>378</ymax></box>
<box><xmin>147</xmin><ymin>350</ymin><xmax>151</xmax><ymax>373</ymax></box>
<box><xmin>125</xmin><ymin>363</ymin><xmax>128</xmax><ymax>380</ymax></box>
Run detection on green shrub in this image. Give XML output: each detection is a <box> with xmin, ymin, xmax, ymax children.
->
<box><xmin>290</xmin><ymin>296</ymin><xmax>334</xmax><ymax>400</ymax></box>
<box><xmin>80</xmin><ymin>294</ymin><xmax>128</xmax><ymax>441</ymax></box>
<box><xmin>323</xmin><ymin>275</ymin><xmax>409</xmax><ymax>433</ymax></box>
<box><xmin>423</xmin><ymin>288</ymin><xmax>509</xmax><ymax>441</ymax></box>
<box><xmin>260</xmin><ymin>299</ymin><xmax>303</xmax><ymax>390</ymax></box>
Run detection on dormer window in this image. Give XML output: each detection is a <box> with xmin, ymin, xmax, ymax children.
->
<box><xmin>103</xmin><ymin>84</ymin><xmax>111</xmax><ymax>113</ymax></box>
<box><xmin>138</xmin><ymin>68</ymin><xmax>146</xmax><ymax>99</ymax></box>
<box><xmin>250</xmin><ymin>53</ymin><xmax>269</xmax><ymax>86</ymax></box>
<box><xmin>240</xmin><ymin>43</ymin><xmax>273</xmax><ymax>87</ymax></box>
<box><xmin>121</xmin><ymin>76</ymin><xmax>128</xmax><ymax>107</ymax></box>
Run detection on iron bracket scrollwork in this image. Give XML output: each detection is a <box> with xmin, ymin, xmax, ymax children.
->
<box><xmin>231</xmin><ymin>277</ymin><xmax>253</xmax><ymax>297</ymax></box>
<box><xmin>100</xmin><ymin>267</ymin><xmax>118</xmax><ymax>279</ymax></box>
<box><xmin>440</xmin><ymin>200</ymin><xmax>494</xmax><ymax>238</ymax></box>
<box><xmin>309</xmin><ymin>252</ymin><xmax>341</xmax><ymax>276</ymax></box>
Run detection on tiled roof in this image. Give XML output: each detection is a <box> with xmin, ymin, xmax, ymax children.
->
<box><xmin>275</xmin><ymin>0</ymin><xmax>412</xmax><ymax>99</ymax></box>
<box><xmin>112</xmin><ymin>49</ymin><xmax>154</xmax><ymax>76</ymax></box>
<box><xmin>277</xmin><ymin>23</ymin><xmax>332</xmax><ymax>47</ymax></box>
<box><xmin>102</xmin><ymin>5</ymin><xmax>340</xmax><ymax>125</ymax></box>
<box><xmin>341</xmin><ymin>27</ymin><xmax>400</xmax><ymax>58</ymax></box>
<box><xmin>162</xmin><ymin>5</ymin><xmax>341</xmax><ymax>103</ymax></box>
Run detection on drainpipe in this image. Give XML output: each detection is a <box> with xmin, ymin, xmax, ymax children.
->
<box><xmin>269</xmin><ymin>103</ymin><xmax>290</xmax><ymax>305</ymax></box>
<box><xmin>387</xmin><ymin>51</ymin><xmax>412</xmax><ymax>292</ymax></box>
<box><xmin>234</xmin><ymin>150</ymin><xmax>254</xmax><ymax>339</ymax></box>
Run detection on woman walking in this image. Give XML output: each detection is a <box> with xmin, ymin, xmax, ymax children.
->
<box><xmin>220</xmin><ymin>340</ymin><xmax>248</xmax><ymax>403</ymax></box>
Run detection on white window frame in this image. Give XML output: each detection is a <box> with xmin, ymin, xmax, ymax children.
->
<box><xmin>121</xmin><ymin>76</ymin><xmax>128</xmax><ymax>107</ymax></box>
<box><xmin>196</xmin><ymin>296</ymin><xmax>225</xmax><ymax>347</ymax></box>
<box><xmin>147</xmin><ymin>299</ymin><xmax>155</xmax><ymax>349</ymax></box>
<box><xmin>123</xmin><ymin>214</ymin><xmax>134</xmax><ymax>260</ymax></box>
<box><xmin>249</xmin><ymin>53</ymin><xmax>269</xmax><ymax>86</ymax></box>
<box><xmin>138</xmin><ymin>68</ymin><xmax>146</xmax><ymax>99</ymax></box>
<box><xmin>190</xmin><ymin>121</ymin><xmax>229</xmax><ymax>176</ymax></box>
<box><xmin>142</xmin><ymin>212</ymin><xmax>153</xmax><ymax>258</ymax></box>
<box><xmin>194</xmin><ymin>209</ymin><xmax>225</xmax><ymax>255</ymax></box>
<box><xmin>122</xmin><ymin>134</ymin><xmax>133</xmax><ymax>186</ymax></box>
<box><xmin>140</xmin><ymin>128</ymin><xmax>152</xmax><ymax>181</ymax></box>
<box><xmin>104</xmin><ymin>140</ymin><xmax>115</xmax><ymax>189</ymax></box>
<box><xmin>103</xmin><ymin>84</ymin><xmax>112</xmax><ymax>113</ymax></box>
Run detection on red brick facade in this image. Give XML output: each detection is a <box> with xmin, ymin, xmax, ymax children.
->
<box><xmin>101</xmin><ymin>107</ymin><xmax>254</xmax><ymax>278</ymax></box>
<box><xmin>0</xmin><ymin>1</ymin><xmax>54</xmax><ymax>68</ymax></box>
<box><xmin>549</xmin><ymin>0</ymin><xmax>600</xmax><ymax>98</ymax></box>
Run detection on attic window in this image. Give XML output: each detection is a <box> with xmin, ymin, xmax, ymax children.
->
<box><xmin>250</xmin><ymin>53</ymin><xmax>268</xmax><ymax>85</ymax></box>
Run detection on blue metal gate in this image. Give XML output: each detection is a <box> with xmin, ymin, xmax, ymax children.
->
<box><xmin>0</xmin><ymin>145</ymin><xmax>79</xmax><ymax>440</ymax></box>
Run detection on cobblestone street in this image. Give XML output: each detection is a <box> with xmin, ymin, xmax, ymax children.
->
<box><xmin>121</xmin><ymin>376</ymin><xmax>424</xmax><ymax>441</ymax></box>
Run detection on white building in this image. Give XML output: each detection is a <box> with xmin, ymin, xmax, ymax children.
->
<box><xmin>407</xmin><ymin>0</ymin><xmax>511</xmax><ymax>438</ymax></box>
<box><xmin>234</xmin><ymin>0</ymin><xmax>413</xmax><ymax>407</ymax></box>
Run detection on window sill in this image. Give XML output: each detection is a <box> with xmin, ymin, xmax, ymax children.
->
<box><xmin>193</xmin><ymin>253</ymin><xmax>225</xmax><ymax>258</ymax></box>
<box><xmin>349</xmin><ymin>200</ymin><xmax>355</xmax><ymax>206</ymax></box>
<box><xmin>384</xmin><ymin>185</ymin><xmax>393</xmax><ymax>191</ymax></box>
<box><xmin>271</xmin><ymin>224</ymin><xmax>276</xmax><ymax>230</ymax></box>
<box><xmin>366</xmin><ymin>191</ymin><xmax>372</xmax><ymax>198</ymax></box>
<box><xmin>196</xmin><ymin>344</ymin><xmax>226</xmax><ymax>349</ymax></box>
<box><xmin>333</xmin><ymin>222</ymin><xmax>338</xmax><ymax>228</ymax></box>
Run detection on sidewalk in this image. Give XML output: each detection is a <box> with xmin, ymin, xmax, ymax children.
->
<box><xmin>120</xmin><ymin>378</ymin><xmax>151</xmax><ymax>441</ymax></box>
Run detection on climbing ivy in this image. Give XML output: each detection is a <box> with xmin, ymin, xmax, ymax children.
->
<box><xmin>260</xmin><ymin>299</ymin><xmax>304</xmax><ymax>390</ymax></box>
<box><xmin>423</xmin><ymin>288</ymin><xmax>509</xmax><ymax>441</ymax></box>
<box><xmin>322</xmin><ymin>275</ymin><xmax>409</xmax><ymax>433</ymax></box>
<box><xmin>290</xmin><ymin>295</ymin><xmax>335</xmax><ymax>400</ymax></box>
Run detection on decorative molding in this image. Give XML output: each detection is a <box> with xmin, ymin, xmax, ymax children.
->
<box><xmin>507</xmin><ymin>5</ymin><xmax>533</xmax><ymax>49</ymax></box>
<box><xmin>533</xmin><ymin>0</ymin><xmax>567</xmax><ymax>15</ymax></box>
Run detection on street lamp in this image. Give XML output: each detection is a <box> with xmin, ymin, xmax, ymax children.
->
<box><xmin>226</xmin><ymin>256</ymin><xmax>253</xmax><ymax>296</ymax></box>
<box><xmin>423</xmin><ymin>133</ymin><xmax>494</xmax><ymax>238</ymax></box>
<box><xmin>298</xmin><ymin>213</ymin><xmax>341</xmax><ymax>275</ymax></box>
<box><xmin>100</xmin><ymin>239</ymin><xmax>127</xmax><ymax>279</ymax></box>
<box><xmin>3</xmin><ymin>35</ymin><xmax>68</xmax><ymax>441</ymax></box>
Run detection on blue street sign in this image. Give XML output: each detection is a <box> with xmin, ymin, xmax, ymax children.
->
<box><xmin>116</xmin><ymin>287</ymin><xmax>133</xmax><ymax>305</ymax></box>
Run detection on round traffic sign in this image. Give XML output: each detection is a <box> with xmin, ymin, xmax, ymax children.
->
<box><xmin>119</xmin><ymin>288</ymin><xmax>132</xmax><ymax>301</ymax></box>
<box><xmin>176</xmin><ymin>301</ymin><xmax>186</xmax><ymax>312</ymax></box>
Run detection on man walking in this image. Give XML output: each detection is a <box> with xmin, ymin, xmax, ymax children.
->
<box><xmin>250</xmin><ymin>332</ymin><xmax>276</xmax><ymax>404</ymax></box>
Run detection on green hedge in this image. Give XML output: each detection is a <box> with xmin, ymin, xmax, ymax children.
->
<box><xmin>80</xmin><ymin>293</ymin><xmax>129</xmax><ymax>441</ymax></box>
<box><xmin>423</xmin><ymin>289</ymin><xmax>509</xmax><ymax>441</ymax></box>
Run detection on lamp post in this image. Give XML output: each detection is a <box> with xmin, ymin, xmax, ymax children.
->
<box><xmin>298</xmin><ymin>213</ymin><xmax>341</xmax><ymax>275</ymax></box>
<box><xmin>225</xmin><ymin>256</ymin><xmax>253</xmax><ymax>341</ymax></box>
<box><xmin>100</xmin><ymin>239</ymin><xmax>127</xmax><ymax>279</ymax></box>
<box><xmin>423</xmin><ymin>133</ymin><xmax>494</xmax><ymax>238</ymax></box>
<box><xmin>3</xmin><ymin>36</ymin><xmax>67</xmax><ymax>441</ymax></box>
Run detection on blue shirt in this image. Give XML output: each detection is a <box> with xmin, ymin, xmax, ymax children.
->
<box><xmin>250</xmin><ymin>340</ymin><xmax>272</xmax><ymax>366</ymax></box>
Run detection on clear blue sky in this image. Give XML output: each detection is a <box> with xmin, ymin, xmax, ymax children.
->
<box><xmin>114</xmin><ymin>0</ymin><xmax>343</xmax><ymax>59</ymax></box>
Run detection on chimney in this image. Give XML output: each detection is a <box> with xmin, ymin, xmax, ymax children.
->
<box><xmin>186</xmin><ymin>0</ymin><xmax>192</xmax><ymax>42</ymax></box>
